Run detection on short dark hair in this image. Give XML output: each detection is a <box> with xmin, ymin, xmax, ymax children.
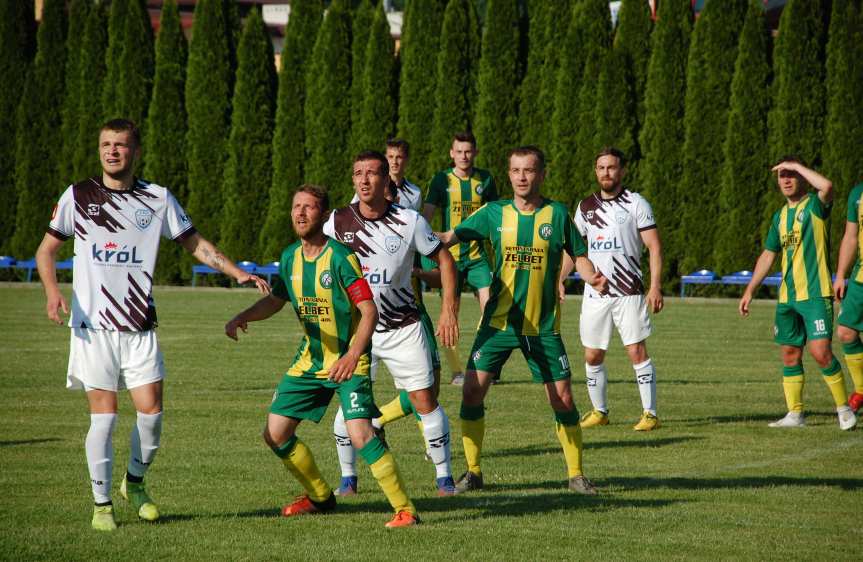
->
<box><xmin>508</xmin><ymin>145</ymin><xmax>546</xmax><ymax>171</ymax></box>
<box><xmin>294</xmin><ymin>184</ymin><xmax>330</xmax><ymax>211</ymax></box>
<box><xmin>595</xmin><ymin>146</ymin><xmax>627</xmax><ymax>167</ymax></box>
<box><xmin>452</xmin><ymin>131</ymin><xmax>477</xmax><ymax>148</ymax></box>
<box><xmin>354</xmin><ymin>150</ymin><xmax>390</xmax><ymax>177</ymax></box>
<box><xmin>100</xmin><ymin>118</ymin><xmax>141</xmax><ymax>148</ymax></box>
<box><xmin>774</xmin><ymin>154</ymin><xmax>805</xmax><ymax>167</ymax></box>
<box><xmin>385</xmin><ymin>138</ymin><xmax>410</xmax><ymax>156</ymax></box>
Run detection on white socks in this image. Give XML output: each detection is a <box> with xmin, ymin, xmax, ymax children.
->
<box><xmin>332</xmin><ymin>408</ymin><xmax>357</xmax><ymax>477</ymax></box>
<box><xmin>585</xmin><ymin>363</ymin><xmax>609</xmax><ymax>413</ymax></box>
<box><xmin>634</xmin><ymin>359</ymin><xmax>657</xmax><ymax>415</ymax></box>
<box><xmin>128</xmin><ymin>411</ymin><xmax>163</xmax><ymax>478</ymax></box>
<box><xmin>419</xmin><ymin>406</ymin><xmax>452</xmax><ymax>479</ymax></box>
<box><xmin>86</xmin><ymin>413</ymin><xmax>117</xmax><ymax>504</ymax></box>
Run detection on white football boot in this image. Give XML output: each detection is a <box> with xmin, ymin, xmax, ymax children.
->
<box><xmin>768</xmin><ymin>411</ymin><xmax>805</xmax><ymax>428</ymax></box>
<box><xmin>837</xmin><ymin>406</ymin><xmax>857</xmax><ymax>431</ymax></box>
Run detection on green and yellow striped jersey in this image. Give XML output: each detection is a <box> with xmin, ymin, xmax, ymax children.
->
<box><xmin>426</xmin><ymin>167</ymin><xmax>497</xmax><ymax>264</ymax></box>
<box><xmin>765</xmin><ymin>193</ymin><xmax>833</xmax><ymax>303</ymax></box>
<box><xmin>845</xmin><ymin>183</ymin><xmax>863</xmax><ymax>282</ymax></box>
<box><xmin>272</xmin><ymin>239</ymin><xmax>371</xmax><ymax>379</ymax></box>
<box><xmin>455</xmin><ymin>199</ymin><xmax>587</xmax><ymax>336</ymax></box>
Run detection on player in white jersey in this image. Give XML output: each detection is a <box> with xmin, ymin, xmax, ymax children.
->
<box><xmin>324</xmin><ymin>150</ymin><xmax>461</xmax><ymax>496</ymax></box>
<box><xmin>35</xmin><ymin>119</ymin><xmax>269</xmax><ymax>531</ymax></box>
<box><xmin>561</xmin><ymin>147</ymin><xmax>664</xmax><ymax>431</ymax></box>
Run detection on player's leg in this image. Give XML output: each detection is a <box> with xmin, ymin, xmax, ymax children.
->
<box><xmin>615</xmin><ymin>295</ymin><xmax>657</xmax><ymax>430</ymax></box>
<box><xmin>444</xmin><ymin>277</ymin><xmax>466</xmax><ymax>386</ymax></box>
<box><xmin>803</xmin><ymin>298</ymin><xmax>856</xmax><ymax>430</ymax></box>
<box><xmin>770</xmin><ymin>303</ymin><xmax>807</xmax><ymax>427</ymax></box>
<box><xmin>836</xmin><ymin>280</ymin><xmax>863</xmax><ymax>412</ymax></box>
<box><xmin>579</xmin><ymin>297</ymin><xmax>614</xmax><ymax>426</ymax></box>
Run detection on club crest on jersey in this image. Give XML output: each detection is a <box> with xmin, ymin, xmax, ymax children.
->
<box><xmin>87</xmin><ymin>203</ymin><xmax>101</xmax><ymax>216</ymax></box>
<box><xmin>319</xmin><ymin>270</ymin><xmax>333</xmax><ymax>289</ymax></box>
<box><xmin>796</xmin><ymin>211</ymin><xmax>806</xmax><ymax>223</ymax></box>
<box><xmin>385</xmin><ymin>236</ymin><xmax>401</xmax><ymax>254</ymax></box>
<box><xmin>475</xmin><ymin>185</ymin><xmax>484</xmax><ymax>195</ymax></box>
<box><xmin>539</xmin><ymin>223</ymin><xmax>553</xmax><ymax>240</ymax></box>
<box><xmin>135</xmin><ymin>209</ymin><xmax>153</xmax><ymax>230</ymax></box>
<box><xmin>615</xmin><ymin>210</ymin><xmax>629</xmax><ymax>224</ymax></box>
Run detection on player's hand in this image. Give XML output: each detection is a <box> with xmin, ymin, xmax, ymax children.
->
<box><xmin>436</xmin><ymin>306</ymin><xmax>459</xmax><ymax>348</ymax></box>
<box><xmin>329</xmin><ymin>353</ymin><xmax>358</xmax><ymax>383</ymax></box>
<box><xmin>588</xmin><ymin>272</ymin><xmax>609</xmax><ymax>294</ymax></box>
<box><xmin>46</xmin><ymin>290</ymin><xmax>69</xmax><ymax>325</ymax></box>
<box><xmin>647</xmin><ymin>287</ymin><xmax>664</xmax><ymax>313</ymax></box>
<box><xmin>834</xmin><ymin>277</ymin><xmax>846</xmax><ymax>301</ymax></box>
<box><xmin>225</xmin><ymin>317</ymin><xmax>248</xmax><ymax>340</ymax></box>
<box><xmin>558</xmin><ymin>279</ymin><xmax>567</xmax><ymax>303</ymax></box>
<box><xmin>771</xmin><ymin>161</ymin><xmax>800</xmax><ymax>174</ymax></box>
<box><xmin>237</xmin><ymin>273</ymin><xmax>271</xmax><ymax>294</ymax></box>
<box><xmin>738</xmin><ymin>293</ymin><xmax>752</xmax><ymax>317</ymax></box>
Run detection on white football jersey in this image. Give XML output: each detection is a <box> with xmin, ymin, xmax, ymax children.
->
<box><xmin>574</xmin><ymin>189</ymin><xmax>656</xmax><ymax>298</ymax></box>
<box><xmin>48</xmin><ymin>177</ymin><xmax>195</xmax><ymax>331</ymax></box>
<box><xmin>350</xmin><ymin>178</ymin><xmax>423</xmax><ymax>212</ymax></box>
<box><xmin>323</xmin><ymin>202</ymin><xmax>441</xmax><ymax>332</ymax></box>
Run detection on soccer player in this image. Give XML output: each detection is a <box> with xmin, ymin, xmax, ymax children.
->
<box><xmin>739</xmin><ymin>156</ymin><xmax>856</xmax><ymax>431</ymax></box>
<box><xmin>565</xmin><ymin>148</ymin><xmax>664</xmax><ymax>431</ymax></box>
<box><xmin>831</xmin><ymin>179</ymin><xmax>863</xmax><ymax>414</ymax></box>
<box><xmin>35</xmin><ymin>119</ymin><xmax>270</xmax><ymax>531</ymax></box>
<box><xmin>436</xmin><ymin>146</ymin><xmax>608</xmax><ymax>495</ymax></box>
<box><xmin>350</xmin><ymin>138</ymin><xmax>423</xmax><ymax>211</ymax></box>
<box><xmin>424</xmin><ymin>132</ymin><xmax>498</xmax><ymax>385</ymax></box>
<box><xmin>224</xmin><ymin>185</ymin><xmax>419</xmax><ymax>528</ymax></box>
<box><xmin>326</xmin><ymin>151</ymin><xmax>461</xmax><ymax>496</ymax></box>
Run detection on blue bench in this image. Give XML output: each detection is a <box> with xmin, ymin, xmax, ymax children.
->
<box><xmin>680</xmin><ymin>269</ymin><xmax>718</xmax><ymax>297</ymax></box>
<box><xmin>191</xmin><ymin>261</ymin><xmax>258</xmax><ymax>287</ymax></box>
<box><xmin>12</xmin><ymin>257</ymin><xmax>73</xmax><ymax>282</ymax></box>
<box><xmin>256</xmin><ymin>261</ymin><xmax>280</xmax><ymax>284</ymax></box>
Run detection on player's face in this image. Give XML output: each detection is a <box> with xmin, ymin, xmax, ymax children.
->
<box><xmin>353</xmin><ymin>158</ymin><xmax>388</xmax><ymax>204</ymax></box>
<box><xmin>595</xmin><ymin>155</ymin><xmax>623</xmax><ymax>193</ymax></box>
<box><xmin>450</xmin><ymin>141</ymin><xmax>477</xmax><ymax>172</ymax></box>
<box><xmin>509</xmin><ymin>154</ymin><xmax>545</xmax><ymax>199</ymax></box>
<box><xmin>777</xmin><ymin>167</ymin><xmax>804</xmax><ymax>198</ymax></box>
<box><xmin>99</xmin><ymin>129</ymin><xmax>138</xmax><ymax>178</ymax></box>
<box><xmin>386</xmin><ymin>147</ymin><xmax>408</xmax><ymax>179</ymax></box>
<box><xmin>291</xmin><ymin>191</ymin><xmax>325</xmax><ymax>238</ymax></box>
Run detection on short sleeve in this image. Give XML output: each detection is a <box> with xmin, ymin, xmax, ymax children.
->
<box><xmin>272</xmin><ymin>249</ymin><xmax>293</xmax><ymax>301</ymax></box>
<box><xmin>322</xmin><ymin>213</ymin><xmax>336</xmax><ymax>238</ymax></box>
<box><xmin>336</xmin><ymin>250</ymin><xmax>364</xmax><ymax>289</ymax></box>
<box><xmin>765</xmin><ymin>213</ymin><xmax>781</xmax><ymax>252</ymax></box>
<box><xmin>47</xmin><ymin>186</ymin><xmax>75</xmax><ymax>240</ymax></box>
<box><xmin>635</xmin><ymin>196</ymin><xmax>657</xmax><ymax>231</ymax></box>
<box><xmin>573</xmin><ymin>209</ymin><xmax>587</xmax><ymax>237</ymax></box>
<box><xmin>847</xmin><ymin>185</ymin><xmax>863</xmax><ymax>222</ymax></box>
<box><xmin>454</xmin><ymin>204</ymin><xmax>490</xmax><ymax>241</ymax></box>
<box><xmin>162</xmin><ymin>190</ymin><xmax>196</xmax><ymax>241</ymax></box>
<box><xmin>564</xmin><ymin>214</ymin><xmax>587</xmax><ymax>257</ymax></box>
<box><xmin>425</xmin><ymin>173</ymin><xmax>446</xmax><ymax>207</ymax></box>
<box><xmin>272</xmin><ymin>276</ymin><xmax>290</xmax><ymax>301</ymax></box>
<box><xmin>483</xmin><ymin>174</ymin><xmax>498</xmax><ymax>202</ymax></box>
<box><xmin>413</xmin><ymin>214</ymin><xmax>443</xmax><ymax>256</ymax></box>
<box><xmin>810</xmin><ymin>193</ymin><xmax>831</xmax><ymax>220</ymax></box>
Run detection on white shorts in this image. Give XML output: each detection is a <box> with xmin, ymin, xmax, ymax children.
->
<box><xmin>67</xmin><ymin>328</ymin><xmax>166</xmax><ymax>391</ymax></box>
<box><xmin>370</xmin><ymin>321</ymin><xmax>434</xmax><ymax>392</ymax></box>
<box><xmin>579</xmin><ymin>294</ymin><xmax>652</xmax><ymax>350</ymax></box>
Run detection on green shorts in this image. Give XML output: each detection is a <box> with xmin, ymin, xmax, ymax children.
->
<box><xmin>418</xmin><ymin>307</ymin><xmax>441</xmax><ymax>371</ymax></box>
<box><xmin>456</xmin><ymin>257</ymin><xmax>493</xmax><ymax>292</ymax></box>
<box><xmin>269</xmin><ymin>374</ymin><xmax>380</xmax><ymax>423</ymax></box>
<box><xmin>774</xmin><ymin>297</ymin><xmax>833</xmax><ymax>347</ymax></box>
<box><xmin>466</xmin><ymin>326</ymin><xmax>572</xmax><ymax>383</ymax></box>
<box><xmin>838</xmin><ymin>279</ymin><xmax>863</xmax><ymax>332</ymax></box>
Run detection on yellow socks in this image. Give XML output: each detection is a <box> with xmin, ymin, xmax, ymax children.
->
<box><xmin>781</xmin><ymin>365</ymin><xmax>804</xmax><ymax>413</ymax></box>
<box><xmin>443</xmin><ymin>345</ymin><xmax>463</xmax><ymax>376</ymax></box>
<box><xmin>378</xmin><ymin>391</ymin><xmax>414</xmax><ymax>426</ymax></box>
<box><xmin>821</xmin><ymin>358</ymin><xmax>848</xmax><ymax>408</ymax></box>
<box><xmin>274</xmin><ymin>437</ymin><xmax>331</xmax><ymax>502</ymax></box>
<box><xmin>460</xmin><ymin>403</ymin><xmax>485</xmax><ymax>476</ymax></box>
<box><xmin>360</xmin><ymin>439</ymin><xmax>415</xmax><ymax>515</ymax></box>
<box><xmin>841</xmin><ymin>343</ymin><xmax>863</xmax><ymax>393</ymax></box>
<box><xmin>554</xmin><ymin>410</ymin><xmax>584</xmax><ymax>478</ymax></box>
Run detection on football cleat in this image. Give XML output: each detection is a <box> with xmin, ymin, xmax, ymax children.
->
<box><xmin>120</xmin><ymin>476</ymin><xmax>160</xmax><ymax>521</ymax></box>
<box><xmin>91</xmin><ymin>504</ymin><xmax>117</xmax><ymax>532</ymax></box>
<box><xmin>450</xmin><ymin>372</ymin><xmax>465</xmax><ymax>386</ymax></box>
<box><xmin>837</xmin><ymin>406</ymin><xmax>857</xmax><ymax>431</ymax></box>
<box><xmin>436</xmin><ymin>476</ymin><xmax>458</xmax><ymax>496</ymax></box>
<box><xmin>580</xmin><ymin>409</ymin><xmax>609</xmax><ymax>428</ymax></box>
<box><xmin>568</xmin><ymin>475</ymin><xmax>598</xmax><ymax>496</ymax></box>
<box><xmin>849</xmin><ymin>392</ymin><xmax>863</xmax><ymax>414</ymax></box>
<box><xmin>385</xmin><ymin>510</ymin><xmax>420</xmax><ymax>528</ymax></box>
<box><xmin>768</xmin><ymin>411</ymin><xmax>805</xmax><ymax>428</ymax></box>
<box><xmin>633</xmin><ymin>411</ymin><xmax>661</xmax><ymax>431</ymax></box>
<box><xmin>335</xmin><ymin>476</ymin><xmax>357</xmax><ymax>497</ymax></box>
<box><xmin>281</xmin><ymin>493</ymin><xmax>336</xmax><ymax>517</ymax></box>
<box><xmin>455</xmin><ymin>471</ymin><xmax>483</xmax><ymax>493</ymax></box>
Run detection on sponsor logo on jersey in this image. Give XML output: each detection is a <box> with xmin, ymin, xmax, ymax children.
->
<box><xmin>343</xmin><ymin>232</ymin><xmax>355</xmax><ymax>243</ymax></box>
<box><xmin>426</xmin><ymin>232</ymin><xmax>439</xmax><ymax>244</ymax></box>
<box><xmin>539</xmin><ymin>223</ymin><xmax>553</xmax><ymax>240</ymax></box>
<box><xmin>590</xmin><ymin>235</ymin><xmax>623</xmax><ymax>252</ymax></box>
<box><xmin>135</xmin><ymin>209</ymin><xmax>153</xmax><ymax>230</ymax></box>
<box><xmin>180</xmin><ymin>214</ymin><xmax>191</xmax><ymax>224</ymax></box>
<box><xmin>91</xmin><ymin>242</ymin><xmax>144</xmax><ymax>265</ymax></box>
<box><xmin>87</xmin><ymin>204</ymin><xmax>100</xmax><ymax>216</ymax></box>
<box><xmin>364</xmin><ymin>267</ymin><xmax>393</xmax><ymax>285</ymax></box>
<box><xmin>615</xmin><ymin>210</ymin><xmax>629</xmax><ymax>224</ymax></box>
<box><xmin>385</xmin><ymin>236</ymin><xmax>401</xmax><ymax>254</ymax></box>
<box><xmin>781</xmin><ymin>232</ymin><xmax>800</xmax><ymax>251</ymax></box>
<box><xmin>319</xmin><ymin>270</ymin><xmax>333</xmax><ymax>289</ymax></box>
<box><xmin>585</xmin><ymin>210</ymin><xmax>594</xmax><ymax>220</ymax></box>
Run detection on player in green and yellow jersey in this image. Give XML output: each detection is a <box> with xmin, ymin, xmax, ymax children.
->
<box><xmin>224</xmin><ymin>185</ymin><xmax>420</xmax><ymax>528</ymax></box>
<box><xmin>740</xmin><ymin>156</ymin><xmax>856</xmax><ymax>431</ymax></box>
<box><xmin>424</xmin><ymin>131</ymin><xmax>498</xmax><ymax>386</ymax></box>
<box><xmin>437</xmin><ymin>146</ymin><xmax>609</xmax><ymax>495</ymax></box>
<box><xmin>832</xmin><ymin>181</ymin><xmax>863</xmax><ymax>414</ymax></box>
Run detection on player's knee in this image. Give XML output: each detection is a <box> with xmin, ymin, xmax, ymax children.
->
<box><xmin>810</xmin><ymin>349</ymin><xmax>833</xmax><ymax>368</ymax></box>
<box><xmin>584</xmin><ymin>348</ymin><xmax>605</xmax><ymax>365</ymax></box>
<box><xmin>780</xmin><ymin>346</ymin><xmax>802</xmax><ymax>365</ymax></box>
<box><xmin>837</xmin><ymin>326</ymin><xmax>858</xmax><ymax>344</ymax></box>
<box><xmin>625</xmin><ymin>343</ymin><xmax>648</xmax><ymax>364</ymax></box>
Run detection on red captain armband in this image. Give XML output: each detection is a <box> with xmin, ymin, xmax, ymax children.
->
<box><xmin>347</xmin><ymin>278</ymin><xmax>374</xmax><ymax>305</ymax></box>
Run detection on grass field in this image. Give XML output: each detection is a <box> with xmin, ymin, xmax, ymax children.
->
<box><xmin>1</xmin><ymin>283</ymin><xmax>861</xmax><ymax>561</ymax></box>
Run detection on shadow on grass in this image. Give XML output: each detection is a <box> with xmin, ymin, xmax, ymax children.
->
<box><xmin>0</xmin><ymin>438</ymin><xmax>62</xmax><ymax>447</ymax></box>
<box><xmin>678</xmin><ymin>411</ymin><xmax>840</xmax><ymax>425</ymax></box>
<box><xmin>601</xmin><ymin>475</ymin><xmax>863</xmax><ymax>492</ymax></box>
<box><xmin>486</xmin><ymin>436</ymin><xmax>701</xmax><ymax>458</ymax></box>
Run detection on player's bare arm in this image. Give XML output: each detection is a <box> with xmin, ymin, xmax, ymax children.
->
<box><xmin>640</xmin><ymin>228</ymin><xmax>664</xmax><ymax>313</ymax></box>
<box><xmin>428</xmin><ymin>246</ymin><xmax>459</xmax><ymax>348</ymax></box>
<box><xmin>558</xmin><ymin>252</ymin><xmax>575</xmax><ymax>303</ymax></box>
<box><xmin>35</xmin><ymin>233</ymin><xmax>69</xmax><ymax>324</ymax></box>
<box><xmin>739</xmin><ymin>249</ymin><xmax>777</xmax><ymax>316</ymax></box>
<box><xmin>414</xmin><ymin>266</ymin><xmax>442</xmax><ymax>288</ymax></box>
<box><xmin>422</xmin><ymin>202</ymin><xmax>437</xmax><ymax>223</ymax></box>
<box><xmin>224</xmin><ymin>294</ymin><xmax>287</xmax><ymax>340</ymax></box>
<box><xmin>434</xmin><ymin>229</ymin><xmax>458</xmax><ymax>249</ymax></box>
<box><xmin>329</xmin><ymin>299</ymin><xmax>378</xmax><ymax>383</ymax></box>
<box><xmin>181</xmin><ymin>232</ymin><xmax>270</xmax><ymax>293</ymax></box>
<box><xmin>773</xmin><ymin>161</ymin><xmax>834</xmax><ymax>204</ymax></box>
<box><xmin>834</xmin><ymin>220</ymin><xmax>859</xmax><ymax>300</ymax></box>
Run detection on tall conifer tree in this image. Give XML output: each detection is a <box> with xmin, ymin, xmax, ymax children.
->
<box><xmin>678</xmin><ymin>0</ymin><xmax>748</xmax><ymax>274</ymax></box>
<box><xmin>59</xmin><ymin>0</ymin><xmax>90</xmax><ymax>185</ymax></box>
<box><xmin>102</xmin><ymin>0</ymin><xmax>128</xmax><ymax>119</ymax></box>
<box><xmin>428</xmin><ymin>0</ymin><xmax>481</xmax><ymax>176</ymax></box>
<box><xmin>475</xmin><ymin>0</ymin><xmax>521</xmax><ymax>183</ymax></box>
<box><xmin>355</xmin><ymin>4</ymin><xmax>396</xmax><ymax>153</ymax></box>
<box><xmin>72</xmin><ymin>1</ymin><xmax>108</xmax><ymax>181</ymax></box>
<box><xmin>305</xmin><ymin>0</ymin><xmax>353</xmax><ymax>203</ymax></box>
<box><xmin>397</xmin><ymin>0</ymin><xmax>444</xmax><ymax>181</ymax></box>
<box><xmin>518</xmin><ymin>0</ymin><xmax>550</xmax><ymax>145</ymax></box>
<box><xmin>221</xmin><ymin>8</ymin><xmax>276</xmax><ymax>261</ymax></box>
<box><xmin>593</xmin><ymin>48</ymin><xmax>635</xmax><ymax>167</ymax></box>
<box><xmin>713</xmin><ymin>2</ymin><xmax>771</xmax><ymax>275</ymax></box>
<box><xmin>638</xmin><ymin>0</ymin><xmax>691</xmax><ymax>283</ymax></box>
<box><xmin>614</xmin><ymin>0</ymin><xmax>652</xmax><ymax>171</ymax></box>
<box><xmin>117</xmin><ymin>0</ymin><xmax>155</xmax><ymax>132</ymax></box>
<box><xmin>349</xmin><ymin>0</ymin><xmax>375</xmax><ymax>157</ymax></box>
<box><xmin>260</xmin><ymin>0</ymin><xmax>322</xmax><ymax>261</ymax></box>
<box><xmin>533</xmin><ymin>0</ymin><xmax>571</xmax><ymax>154</ymax></box>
